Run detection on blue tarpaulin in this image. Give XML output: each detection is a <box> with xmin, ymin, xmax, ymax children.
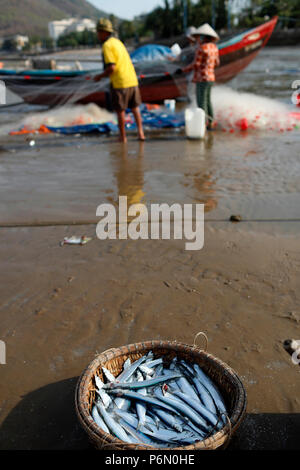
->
<box><xmin>47</xmin><ymin>106</ymin><xmax>184</xmax><ymax>135</ymax></box>
<box><xmin>47</xmin><ymin>122</ymin><xmax>118</xmax><ymax>135</ymax></box>
<box><xmin>130</xmin><ymin>44</ymin><xmax>173</xmax><ymax>63</ymax></box>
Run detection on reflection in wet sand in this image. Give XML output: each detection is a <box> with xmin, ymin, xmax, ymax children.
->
<box><xmin>184</xmin><ymin>134</ymin><xmax>218</xmax><ymax>212</ymax></box>
<box><xmin>108</xmin><ymin>137</ymin><xmax>218</xmax><ymax>214</ymax></box>
<box><xmin>193</xmin><ymin>171</ymin><xmax>217</xmax><ymax>212</ymax></box>
<box><xmin>109</xmin><ymin>141</ymin><xmax>145</xmax><ymax>208</ymax></box>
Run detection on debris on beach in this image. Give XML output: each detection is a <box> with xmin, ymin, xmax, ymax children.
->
<box><xmin>60</xmin><ymin>235</ymin><xmax>92</xmax><ymax>246</ymax></box>
<box><xmin>10</xmin><ymin>125</ymin><xmax>53</xmax><ymax>136</ymax></box>
<box><xmin>283</xmin><ymin>339</ymin><xmax>300</xmax><ymax>355</ymax></box>
<box><xmin>230</xmin><ymin>215</ymin><xmax>242</xmax><ymax>222</ymax></box>
<box><xmin>35</xmin><ymin>307</ymin><xmax>47</xmax><ymax>316</ymax></box>
<box><xmin>283</xmin><ymin>339</ymin><xmax>300</xmax><ymax>365</ymax></box>
<box><xmin>90</xmin><ymin>352</ymin><xmax>228</xmax><ymax>447</ymax></box>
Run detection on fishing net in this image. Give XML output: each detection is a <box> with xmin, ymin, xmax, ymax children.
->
<box><xmin>212</xmin><ymin>86</ymin><xmax>300</xmax><ymax>132</ymax></box>
<box><xmin>9</xmin><ymin>103</ymin><xmax>185</xmax><ymax>135</ymax></box>
<box><xmin>0</xmin><ymin>45</ymin><xmax>194</xmax><ymax>110</ymax></box>
<box><xmin>1</xmin><ymin>73</ymin><xmax>109</xmax><ymax>108</ymax></box>
<box><xmin>8</xmin><ymin>85</ymin><xmax>300</xmax><ymax>136</ymax></box>
<box><xmin>21</xmin><ymin>103</ymin><xmax>115</xmax><ymax>129</ymax></box>
<box><xmin>3</xmin><ymin>43</ymin><xmax>300</xmax><ymax>135</ymax></box>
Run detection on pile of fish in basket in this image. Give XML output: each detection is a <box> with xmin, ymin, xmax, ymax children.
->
<box><xmin>75</xmin><ymin>340</ymin><xmax>247</xmax><ymax>450</ymax></box>
<box><xmin>90</xmin><ymin>350</ymin><xmax>229</xmax><ymax>448</ymax></box>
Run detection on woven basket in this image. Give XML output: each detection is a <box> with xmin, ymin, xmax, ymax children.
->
<box><xmin>75</xmin><ymin>340</ymin><xmax>247</xmax><ymax>450</ymax></box>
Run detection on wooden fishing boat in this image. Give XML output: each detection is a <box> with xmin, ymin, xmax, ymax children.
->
<box><xmin>0</xmin><ymin>17</ymin><xmax>278</xmax><ymax>108</ymax></box>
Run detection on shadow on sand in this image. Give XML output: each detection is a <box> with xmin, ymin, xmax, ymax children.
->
<box><xmin>0</xmin><ymin>377</ymin><xmax>299</xmax><ymax>449</ymax></box>
<box><xmin>228</xmin><ymin>412</ymin><xmax>300</xmax><ymax>450</ymax></box>
<box><xmin>0</xmin><ymin>377</ymin><xmax>91</xmax><ymax>450</ymax></box>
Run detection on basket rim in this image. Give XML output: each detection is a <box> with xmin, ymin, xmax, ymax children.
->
<box><xmin>75</xmin><ymin>339</ymin><xmax>247</xmax><ymax>450</ymax></box>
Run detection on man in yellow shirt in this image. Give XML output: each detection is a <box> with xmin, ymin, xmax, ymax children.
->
<box><xmin>94</xmin><ymin>18</ymin><xmax>145</xmax><ymax>143</ymax></box>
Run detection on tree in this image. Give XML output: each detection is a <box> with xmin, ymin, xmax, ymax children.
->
<box><xmin>2</xmin><ymin>38</ymin><xmax>17</xmax><ymax>51</ymax></box>
<box><xmin>291</xmin><ymin>0</ymin><xmax>300</xmax><ymax>27</ymax></box>
<box><xmin>143</xmin><ymin>6</ymin><xmax>166</xmax><ymax>38</ymax></box>
<box><xmin>57</xmin><ymin>30</ymin><xmax>97</xmax><ymax>48</ymax></box>
<box><xmin>142</xmin><ymin>0</ymin><xmax>193</xmax><ymax>39</ymax></box>
<box><xmin>240</xmin><ymin>0</ymin><xmax>300</xmax><ymax>27</ymax></box>
<box><xmin>119</xmin><ymin>20</ymin><xmax>135</xmax><ymax>41</ymax></box>
<box><xmin>57</xmin><ymin>32</ymin><xmax>79</xmax><ymax>48</ymax></box>
<box><xmin>42</xmin><ymin>37</ymin><xmax>55</xmax><ymax>50</ymax></box>
<box><xmin>216</xmin><ymin>0</ymin><xmax>227</xmax><ymax>29</ymax></box>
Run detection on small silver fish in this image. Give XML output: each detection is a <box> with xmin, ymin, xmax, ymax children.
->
<box><xmin>109</xmin><ymin>389</ymin><xmax>180</xmax><ymax>414</ymax></box>
<box><xmin>91</xmin><ymin>405</ymin><xmax>109</xmax><ymax>433</ymax></box>
<box><xmin>153</xmin><ymin>389</ymin><xmax>209</xmax><ymax>432</ymax></box>
<box><xmin>194</xmin><ymin>363</ymin><xmax>227</xmax><ymax>416</ymax></box>
<box><xmin>116</xmin><ymin>354</ymin><xmax>149</xmax><ymax>383</ymax></box>
<box><xmin>135</xmin><ymin>370</ymin><xmax>147</xmax><ymax>430</ymax></box>
<box><xmin>103</xmin><ymin>372</ymin><xmax>181</xmax><ymax>390</ymax></box>
<box><xmin>96</xmin><ymin>401</ymin><xmax>133</xmax><ymax>443</ymax></box>
<box><xmin>102</xmin><ymin>366</ymin><xmax>116</xmax><ymax>383</ymax></box>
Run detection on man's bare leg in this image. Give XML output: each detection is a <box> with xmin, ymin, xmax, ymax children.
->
<box><xmin>117</xmin><ymin>110</ymin><xmax>127</xmax><ymax>143</ymax></box>
<box><xmin>132</xmin><ymin>107</ymin><xmax>145</xmax><ymax>141</ymax></box>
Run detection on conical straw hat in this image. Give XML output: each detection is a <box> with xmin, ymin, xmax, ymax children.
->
<box><xmin>194</xmin><ymin>23</ymin><xmax>220</xmax><ymax>40</ymax></box>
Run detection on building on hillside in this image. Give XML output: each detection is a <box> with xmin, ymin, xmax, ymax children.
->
<box><xmin>67</xmin><ymin>18</ymin><xmax>96</xmax><ymax>34</ymax></box>
<box><xmin>48</xmin><ymin>18</ymin><xmax>96</xmax><ymax>41</ymax></box>
<box><xmin>48</xmin><ymin>19</ymin><xmax>74</xmax><ymax>41</ymax></box>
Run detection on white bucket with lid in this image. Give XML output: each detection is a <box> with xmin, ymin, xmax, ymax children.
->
<box><xmin>185</xmin><ymin>107</ymin><xmax>206</xmax><ymax>139</ymax></box>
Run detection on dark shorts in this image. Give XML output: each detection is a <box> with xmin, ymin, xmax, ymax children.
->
<box><xmin>111</xmin><ymin>86</ymin><xmax>142</xmax><ymax>112</ymax></box>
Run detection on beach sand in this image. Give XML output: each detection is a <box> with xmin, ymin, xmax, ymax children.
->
<box><xmin>0</xmin><ymin>129</ymin><xmax>299</xmax><ymax>449</ymax></box>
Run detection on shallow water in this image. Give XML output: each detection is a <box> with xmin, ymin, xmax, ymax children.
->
<box><xmin>231</xmin><ymin>46</ymin><xmax>300</xmax><ymax>103</ymax></box>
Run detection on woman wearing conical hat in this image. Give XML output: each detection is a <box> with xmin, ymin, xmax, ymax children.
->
<box><xmin>181</xmin><ymin>23</ymin><xmax>220</xmax><ymax>130</ymax></box>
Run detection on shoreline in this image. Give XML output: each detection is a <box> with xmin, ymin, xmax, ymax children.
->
<box><xmin>1</xmin><ymin>33</ymin><xmax>300</xmax><ymax>62</ymax></box>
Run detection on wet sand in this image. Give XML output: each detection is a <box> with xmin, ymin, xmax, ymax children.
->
<box><xmin>1</xmin><ymin>129</ymin><xmax>300</xmax><ymax>224</ymax></box>
<box><xmin>0</xmin><ymin>129</ymin><xmax>300</xmax><ymax>449</ymax></box>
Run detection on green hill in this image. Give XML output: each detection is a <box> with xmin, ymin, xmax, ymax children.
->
<box><xmin>0</xmin><ymin>0</ymin><xmax>109</xmax><ymax>37</ymax></box>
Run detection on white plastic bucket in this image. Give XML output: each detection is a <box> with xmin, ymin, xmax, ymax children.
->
<box><xmin>185</xmin><ymin>107</ymin><xmax>206</xmax><ymax>139</ymax></box>
<box><xmin>164</xmin><ymin>99</ymin><xmax>176</xmax><ymax>112</ymax></box>
<box><xmin>170</xmin><ymin>43</ymin><xmax>182</xmax><ymax>57</ymax></box>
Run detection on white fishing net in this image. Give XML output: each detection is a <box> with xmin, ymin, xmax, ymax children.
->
<box><xmin>212</xmin><ymin>86</ymin><xmax>299</xmax><ymax>132</ymax></box>
<box><xmin>2</xmin><ymin>44</ymin><xmax>299</xmax><ymax>134</ymax></box>
<box><xmin>21</xmin><ymin>103</ymin><xmax>115</xmax><ymax>129</ymax></box>
<box><xmin>1</xmin><ymin>46</ymin><xmax>194</xmax><ymax>109</ymax></box>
